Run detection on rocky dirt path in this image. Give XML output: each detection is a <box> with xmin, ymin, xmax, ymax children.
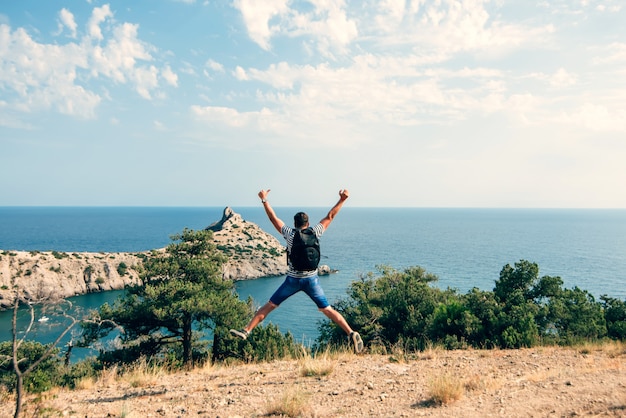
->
<box><xmin>3</xmin><ymin>345</ymin><xmax>625</xmax><ymax>417</ymax></box>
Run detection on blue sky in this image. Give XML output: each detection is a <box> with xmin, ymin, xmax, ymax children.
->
<box><xmin>1</xmin><ymin>1</ymin><xmax>625</xmax><ymax>208</ymax></box>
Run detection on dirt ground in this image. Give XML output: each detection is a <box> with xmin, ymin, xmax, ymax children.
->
<box><xmin>3</xmin><ymin>344</ymin><xmax>625</xmax><ymax>418</ymax></box>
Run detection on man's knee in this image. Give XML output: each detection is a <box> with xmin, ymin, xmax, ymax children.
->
<box><xmin>259</xmin><ymin>301</ymin><xmax>278</xmax><ymax>313</ymax></box>
<box><xmin>318</xmin><ymin>305</ymin><xmax>333</xmax><ymax>314</ymax></box>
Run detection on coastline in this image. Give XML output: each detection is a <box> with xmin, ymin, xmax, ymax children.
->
<box><xmin>0</xmin><ymin>208</ymin><xmax>288</xmax><ymax>310</ymax></box>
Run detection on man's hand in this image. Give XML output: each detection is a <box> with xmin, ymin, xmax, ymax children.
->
<box><xmin>258</xmin><ymin>189</ymin><xmax>271</xmax><ymax>201</ymax></box>
<box><xmin>339</xmin><ymin>189</ymin><xmax>349</xmax><ymax>201</ymax></box>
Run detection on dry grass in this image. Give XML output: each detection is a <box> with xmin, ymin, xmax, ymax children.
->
<box><xmin>1</xmin><ymin>346</ymin><xmax>624</xmax><ymax>418</ymax></box>
<box><xmin>0</xmin><ymin>385</ymin><xmax>13</xmax><ymax>404</ymax></box>
<box><xmin>578</xmin><ymin>340</ymin><xmax>626</xmax><ymax>358</ymax></box>
<box><xmin>265</xmin><ymin>387</ymin><xmax>311</xmax><ymax>417</ymax></box>
<box><xmin>298</xmin><ymin>347</ymin><xmax>336</xmax><ymax>378</ymax></box>
<box><xmin>525</xmin><ymin>368</ymin><xmax>560</xmax><ymax>383</ymax></box>
<box><xmin>74</xmin><ymin>375</ymin><xmax>97</xmax><ymax>390</ymax></box>
<box><xmin>427</xmin><ymin>374</ymin><xmax>464</xmax><ymax>405</ymax></box>
<box><xmin>121</xmin><ymin>358</ymin><xmax>164</xmax><ymax>388</ymax></box>
<box><xmin>97</xmin><ymin>364</ymin><xmax>120</xmax><ymax>387</ymax></box>
<box><xmin>419</xmin><ymin>343</ymin><xmax>446</xmax><ymax>361</ymax></box>
<box><xmin>74</xmin><ymin>358</ymin><xmax>168</xmax><ymax>392</ymax></box>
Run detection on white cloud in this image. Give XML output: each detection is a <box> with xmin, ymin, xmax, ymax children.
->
<box><xmin>549</xmin><ymin>68</ymin><xmax>577</xmax><ymax>88</ymax></box>
<box><xmin>161</xmin><ymin>65</ymin><xmax>178</xmax><ymax>87</ymax></box>
<box><xmin>234</xmin><ymin>0</ymin><xmax>357</xmax><ymax>56</ymax></box>
<box><xmin>560</xmin><ymin>103</ymin><xmax>626</xmax><ymax>132</ymax></box>
<box><xmin>90</xmin><ymin>22</ymin><xmax>153</xmax><ymax>83</ymax></box>
<box><xmin>58</xmin><ymin>8</ymin><xmax>77</xmax><ymax>38</ymax></box>
<box><xmin>214</xmin><ymin>0</ymin><xmax>626</xmax><ymax>152</ymax></box>
<box><xmin>233</xmin><ymin>0</ymin><xmax>289</xmax><ymax>50</ymax></box>
<box><xmin>206</xmin><ymin>59</ymin><xmax>224</xmax><ymax>73</ymax></box>
<box><xmin>0</xmin><ymin>6</ymin><xmax>178</xmax><ymax>118</ymax></box>
<box><xmin>592</xmin><ymin>42</ymin><xmax>626</xmax><ymax>65</ymax></box>
<box><xmin>192</xmin><ymin>104</ymin><xmax>253</xmax><ymax>128</ymax></box>
<box><xmin>87</xmin><ymin>4</ymin><xmax>113</xmax><ymax>41</ymax></box>
<box><xmin>133</xmin><ymin>65</ymin><xmax>159</xmax><ymax>99</ymax></box>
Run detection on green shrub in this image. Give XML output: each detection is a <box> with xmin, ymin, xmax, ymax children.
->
<box><xmin>59</xmin><ymin>358</ymin><xmax>101</xmax><ymax>389</ymax></box>
<box><xmin>51</xmin><ymin>251</ymin><xmax>67</xmax><ymax>259</ymax></box>
<box><xmin>315</xmin><ymin>260</ymin><xmax>622</xmax><ymax>352</ymax></box>
<box><xmin>117</xmin><ymin>262</ymin><xmax>128</xmax><ymax>276</ymax></box>
<box><xmin>602</xmin><ymin>296</ymin><xmax>626</xmax><ymax>340</ymax></box>
<box><xmin>212</xmin><ymin>323</ymin><xmax>301</xmax><ymax>364</ymax></box>
<box><xmin>0</xmin><ymin>341</ymin><xmax>62</xmax><ymax>393</ymax></box>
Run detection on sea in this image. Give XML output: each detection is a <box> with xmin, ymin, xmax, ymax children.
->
<box><xmin>1</xmin><ymin>206</ymin><xmax>625</xmax><ymax>358</ymax></box>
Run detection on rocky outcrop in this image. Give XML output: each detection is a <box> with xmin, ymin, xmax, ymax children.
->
<box><xmin>0</xmin><ymin>208</ymin><xmax>288</xmax><ymax>310</ymax></box>
<box><xmin>206</xmin><ymin>207</ymin><xmax>288</xmax><ymax>280</ymax></box>
<box><xmin>318</xmin><ymin>265</ymin><xmax>338</xmax><ymax>275</ymax></box>
<box><xmin>0</xmin><ymin>250</ymin><xmax>145</xmax><ymax>310</ymax></box>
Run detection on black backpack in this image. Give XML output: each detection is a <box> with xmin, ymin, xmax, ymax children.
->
<box><xmin>289</xmin><ymin>227</ymin><xmax>321</xmax><ymax>271</ymax></box>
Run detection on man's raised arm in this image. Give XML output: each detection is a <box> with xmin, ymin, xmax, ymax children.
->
<box><xmin>258</xmin><ymin>189</ymin><xmax>285</xmax><ymax>233</ymax></box>
<box><xmin>320</xmin><ymin>189</ymin><xmax>349</xmax><ymax>230</ymax></box>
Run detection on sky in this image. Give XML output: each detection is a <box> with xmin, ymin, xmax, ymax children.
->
<box><xmin>1</xmin><ymin>0</ymin><xmax>625</xmax><ymax>208</ymax></box>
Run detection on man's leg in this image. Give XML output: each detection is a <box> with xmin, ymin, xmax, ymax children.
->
<box><xmin>230</xmin><ymin>301</ymin><xmax>277</xmax><ymax>339</ymax></box>
<box><xmin>320</xmin><ymin>306</ymin><xmax>364</xmax><ymax>353</ymax></box>
<box><xmin>245</xmin><ymin>301</ymin><xmax>277</xmax><ymax>332</ymax></box>
<box><xmin>319</xmin><ymin>306</ymin><xmax>352</xmax><ymax>334</ymax></box>
<box><xmin>231</xmin><ymin>277</ymin><xmax>300</xmax><ymax>340</ymax></box>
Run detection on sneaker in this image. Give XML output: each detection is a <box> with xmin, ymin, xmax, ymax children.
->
<box><xmin>350</xmin><ymin>331</ymin><xmax>364</xmax><ymax>354</ymax></box>
<box><xmin>230</xmin><ymin>329</ymin><xmax>249</xmax><ymax>340</ymax></box>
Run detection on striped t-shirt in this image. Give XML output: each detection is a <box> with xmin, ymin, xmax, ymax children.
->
<box><xmin>281</xmin><ymin>223</ymin><xmax>325</xmax><ymax>278</ymax></box>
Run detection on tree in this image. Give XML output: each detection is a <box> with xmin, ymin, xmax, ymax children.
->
<box><xmin>318</xmin><ymin>265</ymin><xmax>446</xmax><ymax>351</ymax></box>
<box><xmin>81</xmin><ymin>228</ymin><xmax>250</xmax><ymax>368</ymax></box>
<box><xmin>601</xmin><ymin>296</ymin><xmax>626</xmax><ymax>340</ymax></box>
<box><xmin>1</xmin><ymin>293</ymin><xmax>78</xmax><ymax>418</ymax></box>
<box><xmin>549</xmin><ymin>287</ymin><xmax>607</xmax><ymax>342</ymax></box>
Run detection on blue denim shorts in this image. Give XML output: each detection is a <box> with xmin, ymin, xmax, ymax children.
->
<box><xmin>269</xmin><ymin>275</ymin><xmax>330</xmax><ymax>309</ymax></box>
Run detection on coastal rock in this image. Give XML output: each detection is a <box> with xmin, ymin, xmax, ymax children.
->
<box><xmin>318</xmin><ymin>264</ymin><xmax>338</xmax><ymax>275</ymax></box>
<box><xmin>0</xmin><ymin>250</ymin><xmax>144</xmax><ymax>310</ymax></box>
<box><xmin>206</xmin><ymin>207</ymin><xmax>288</xmax><ymax>280</ymax></box>
<box><xmin>0</xmin><ymin>207</ymin><xmax>288</xmax><ymax>310</ymax></box>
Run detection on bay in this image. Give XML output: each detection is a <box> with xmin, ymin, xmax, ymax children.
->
<box><xmin>1</xmin><ymin>207</ymin><xmax>625</xmax><ymax>351</ymax></box>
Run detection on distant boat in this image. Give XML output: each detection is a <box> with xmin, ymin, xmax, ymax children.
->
<box><xmin>38</xmin><ymin>316</ymin><xmax>49</xmax><ymax>323</ymax></box>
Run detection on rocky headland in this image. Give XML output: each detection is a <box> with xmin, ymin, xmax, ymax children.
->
<box><xmin>0</xmin><ymin>207</ymin><xmax>289</xmax><ymax>310</ymax></box>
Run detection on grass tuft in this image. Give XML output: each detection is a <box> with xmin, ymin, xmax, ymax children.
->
<box><xmin>265</xmin><ymin>387</ymin><xmax>311</xmax><ymax>417</ymax></box>
<box><xmin>427</xmin><ymin>374</ymin><xmax>464</xmax><ymax>405</ymax></box>
<box><xmin>122</xmin><ymin>357</ymin><xmax>164</xmax><ymax>388</ymax></box>
<box><xmin>298</xmin><ymin>347</ymin><xmax>336</xmax><ymax>378</ymax></box>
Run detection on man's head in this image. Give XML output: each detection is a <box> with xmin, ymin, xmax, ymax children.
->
<box><xmin>294</xmin><ymin>212</ymin><xmax>309</xmax><ymax>228</ymax></box>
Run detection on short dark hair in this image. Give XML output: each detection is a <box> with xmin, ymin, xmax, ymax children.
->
<box><xmin>294</xmin><ymin>212</ymin><xmax>309</xmax><ymax>228</ymax></box>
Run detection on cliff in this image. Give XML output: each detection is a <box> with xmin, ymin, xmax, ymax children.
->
<box><xmin>0</xmin><ymin>207</ymin><xmax>288</xmax><ymax>310</ymax></box>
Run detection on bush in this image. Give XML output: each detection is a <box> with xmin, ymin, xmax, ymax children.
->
<box><xmin>317</xmin><ymin>265</ymin><xmax>445</xmax><ymax>351</ymax></box>
<box><xmin>51</xmin><ymin>251</ymin><xmax>67</xmax><ymax>259</ymax></box>
<box><xmin>315</xmin><ymin>260</ymin><xmax>623</xmax><ymax>352</ymax></box>
<box><xmin>0</xmin><ymin>341</ymin><xmax>62</xmax><ymax>393</ymax></box>
<box><xmin>59</xmin><ymin>357</ymin><xmax>101</xmax><ymax>389</ymax></box>
<box><xmin>549</xmin><ymin>287</ymin><xmax>607</xmax><ymax>343</ymax></box>
<box><xmin>117</xmin><ymin>262</ymin><xmax>128</xmax><ymax>276</ymax></box>
<box><xmin>213</xmin><ymin>324</ymin><xmax>301</xmax><ymax>364</ymax></box>
<box><xmin>602</xmin><ymin>296</ymin><xmax>626</xmax><ymax>340</ymax></box>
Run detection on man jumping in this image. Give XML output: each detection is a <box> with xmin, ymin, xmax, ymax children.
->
<box><xmin>230</xmin><ymin>189</ymin><xmax>364</xmax><ymax>354</ymax></box>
